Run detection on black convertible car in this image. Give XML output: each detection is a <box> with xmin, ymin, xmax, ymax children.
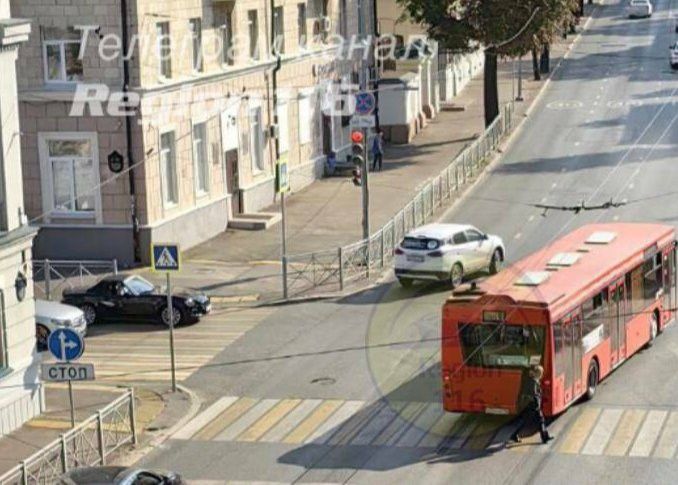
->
<box><xmin>62</xmin><ymin>275</ymin><xmax>211</xmax><ymax>326</ymax></box>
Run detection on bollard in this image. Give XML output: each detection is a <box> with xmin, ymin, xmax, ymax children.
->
<box><xmin>44</xmin><ymin>259</ymin><xmax>51</xmax><ymax>300</ymax></box>
<box><xmin>97</xmin><ymin>411</ymin><xmax>105</xmax><ymax>465</ymax></box>
<box><xmin>129</xmin><ymin>389</ymin><xmax>138</xmax><ymax>445</ymax></box>
<box><xmin>282</xmin><ymin>256</ymin><xmax>289</xmax><ymax>299</ymax></box>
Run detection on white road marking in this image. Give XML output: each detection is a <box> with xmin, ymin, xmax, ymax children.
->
<box><xmin>581</xmin><ymin>408</ymin><xmax>623</xmax><ymax>455</ymax></box>
<box><xmin>306</xmin><ymin>400</ymin><xmax>364</xmax><ymax>444</ymax></box>
<box><xmin>528</xmin><ymin>215</ymin><xmax>535</xmax><ymax>222</ymax></box>
<box><xmin>351</xmin><ymin>404</ymin><xmax>400</xmax><ymax>446</ymax></box>
<box><xmin>260</xmin><ymin>399</ymin><xmax>322</xmax><ymax>443</ymax></box>
<box><xmin>629</xmin><ymin>410</ymin><xmax>668</xmax><ymax>457</ymax></box>
<box><xmin>551</xmin><ymin>183</ymin><xmax>557</xmax><ymax>189</ymax></box>
<box><xmin>541</xmin><ymin>197</ymin><xmax>547</xmax><ymax>203</ymax></box>
<box><xmin>514</xmin><ymin>233</ymin><xmax>522</xmax><ymax>240</ymax></box>
<box><xmin>173</xmin><ymin>397</ymin><xmax>239</xmax><ymax>440</ymax></box>
<box><xmin>215</xmin><ymin>399</ymin><xmax>279</xmax><ymax>441</ymax></box>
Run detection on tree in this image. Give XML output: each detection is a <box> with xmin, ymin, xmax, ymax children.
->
<box><xmin>398</xmin><ymin>0</ymin><xmax>577</xmax><ymax>125</ymax></box>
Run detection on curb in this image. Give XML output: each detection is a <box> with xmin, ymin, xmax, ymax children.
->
<box><xmin>117</xmin><ymin>384</ymin><xmax>202</xmax><ymax>466</ymax></box>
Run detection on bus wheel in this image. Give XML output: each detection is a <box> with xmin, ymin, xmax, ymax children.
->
<box><xmin>646</xmin><ymin>313</ymin><xmax>658</xmax><ymax>348</ymax></box>
<box><xmin>585</xmin><ymin>360</ymin><xmax>599</xmax><ymax>401</ymax></box>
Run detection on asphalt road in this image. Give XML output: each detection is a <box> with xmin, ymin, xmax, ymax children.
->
<box><xmin>140</xmin><ymin>0</ymin><xmax>678</xmax><ymax>483</ymax></box>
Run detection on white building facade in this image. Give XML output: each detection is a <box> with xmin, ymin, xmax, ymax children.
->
<box><xmin>0</xmin><ymin>0</ymin><xmax>42</xmax><ymax>437</ymax></box>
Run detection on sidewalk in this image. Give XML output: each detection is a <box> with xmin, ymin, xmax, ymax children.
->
<box><xmin>138</xmin><ymin>16</ymin><xmax>592</xmax><ymax>303</ymax></box>
<box><xmin>0</xmin><ymin>383</ymin><xmax>190</xmax><ymax>476</ymax></box>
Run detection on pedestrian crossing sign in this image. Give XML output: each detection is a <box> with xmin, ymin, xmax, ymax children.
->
<box><xmin>152</xmin><ymin>244</ymin><xmax>180</xmax><ymax>272</ymax></box>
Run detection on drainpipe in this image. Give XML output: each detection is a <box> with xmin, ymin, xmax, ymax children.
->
<box><xmin>120</xmin><ymin>0</ymin><xmax>140</xmax><ymax>263</ymax></box>
<box><xmin>270</xmin><ymin>0</ymin><xmax>287</xmax><ymax>295</ymax></box>
<box><xmin>372</xmin><ymin>0</ymin><xmax>380</xmax><ymax>130</ymax></box>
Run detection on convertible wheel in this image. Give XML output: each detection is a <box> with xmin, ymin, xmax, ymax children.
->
<box><xmin>36</xmin><ymin>324</ymin><xmax>50</xmax><ymax>352</ymax></box>
<box><xmin>81</xmin><ymin>304</ymin><xmax>97</xmax><ymax>326</ymax></box>
<box><xmin>161</xmin><ymin>305</ymin><xmax>184</xmax><ymax>327</ymax></box>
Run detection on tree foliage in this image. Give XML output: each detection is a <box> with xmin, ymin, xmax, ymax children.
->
<box><xmin>398</xmin><ymin>0</ymin><xmax>578</xmax><ymax>56</ymax></box>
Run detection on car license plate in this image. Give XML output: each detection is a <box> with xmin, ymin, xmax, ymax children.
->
<box><xmin>407</xmin><ymin>255</ymin><xmax>425</xmax><ymax>263</ymax></box>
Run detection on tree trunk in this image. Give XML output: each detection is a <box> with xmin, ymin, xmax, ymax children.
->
<box><xmin>531</xmin><ymin>48</ymin><xmax>541</xmax><ymax>81</ymax></box>
<box><xmin>577</xmin><ymin>0</ymin><xmax>584</xmax><ymax>17</ymax></box>
<box><xmin>483</xmin><ymin>50</ymin><xmax>499</xmax><ymax>127</ymax></box>
<box><xmin>540</xmin><ymin>45</ymin><xmax>550</xmax><ymax>74</ymax></box>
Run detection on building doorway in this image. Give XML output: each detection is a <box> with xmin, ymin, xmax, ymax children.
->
<box><xmin>225</xmin><ymin>149</ymin><xmax>242</xmax><ymax>215</ymax></box>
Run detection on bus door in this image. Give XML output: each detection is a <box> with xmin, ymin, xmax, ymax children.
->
<box><xmin>662</xmin><ymin>246</ymin><xmax>674</xmax><ymax>321</ymax></box>
<box><xmin>609</xmin><ymin>279</ymin><xmax>626</xmax><ymax>367</ymax></box>
<box><xmin>570</xmin><ymin>311</ymin><xmax>583</xmax><ymax>396</ymax></box>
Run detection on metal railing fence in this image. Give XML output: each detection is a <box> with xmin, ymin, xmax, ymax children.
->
<box><xmin>283</xmin><ymin>102</ymin><xmax>514</xmax><ymax>298</ymax></box>
<box><xmin>32</xmin><ymin>260</ymin><xmax>119</xmax><ymax>301</ymax></box>
<box><xmin>0</xmin><ymin>390</ymin><xmax>137</xmax><ymax>485</ymax></box>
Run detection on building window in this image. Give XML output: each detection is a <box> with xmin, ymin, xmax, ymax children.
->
<box><xmin>277</xmin><ymin>100</ymin><xmax>289</xmax><ymax>154</ymax></box>
<box><xmin>215</xmin><ymin>3</ymin><xmax>235</xmax><ymax>66</ymax></box>
<box><xmin>38</xmin><ymin>134</ymin><xmax>100</xmax><ymax>219</ymax></box>
<box><xmin>249</xmin><ymin>106</ymin><xmax>264</xmax><ymax>171</ymax></box>
<box><xmin>160</xmin><ymin>131</ymin><xmax>179</xmax><ymax>206</ymax></box>
<box><xmin>157</xmin><ymin>22</ymin><xmax>172</xmax><ymax>79</ymax></box>
<box><xmin>189</xmin><ymin>18</ymin><xmax>203</xmax><ymax>72</ymax></box>
<box><xmin>273</xmin><ymin>7</ymin><xmax>285</xmax><ymax>54</ymax></box>
<box><xmin>298</xmin><ymin>93</ymin><xmax>312</xmax><ymax>144</ymax></box>
<box><xmin>297</xmin><ymin>3</ymin><xmax>307</xmax><ymax>49</ymax></box>
<box><xmin>248</xmin><ymin>10</ymin><xmax>260</xmax><ymax>60</ymax></box>
<box><xmin>42</xmin><ymin>27</ymin><xmax>83</xmax><ymax>84</ymax></box>
<box><xmin>192</xmin><ymin>122</ymin><xmax>209</xmax><ymax>195</ymax></box>
<box><xmin>339</xmin><ymin>0</ymin><xmax>348</xmax><ymax>38</ymax></box>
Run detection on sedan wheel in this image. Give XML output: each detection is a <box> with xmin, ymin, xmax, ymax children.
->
<box><xmin>161</xmin><ymin>306</ymin><xmax>183</xmax><ymax>327</ymax></box>
<box><xmin>450</xmin><ymin>263</ymin><xmax>464</xmax><ymax>289</ymax></box>
<box><xmin>81</xmin><ymin>304</ymin><xmax>97</xmax><ymax>326</ymax></box>
<box><xmin>489</xmin><ymin>249</ymin><xmax>502</xmax><ymax>275</ymax></box>
<box><xmin>36</xmin><ymin>325</ymin><xmax>50</xmax><ymax>351</ymax></box>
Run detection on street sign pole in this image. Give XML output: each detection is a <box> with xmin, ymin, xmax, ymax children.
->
<box><xmin>68</xmin><ymin>379</ymin><xmax>75</xmax><ymax>427</ymax></box>
<box><xmin>167</xmin><ymin>272</ymin><xmax>177</xmax><ymax>392</ymax></box>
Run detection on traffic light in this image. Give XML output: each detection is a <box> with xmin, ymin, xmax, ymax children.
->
<box><xmin>351</xmin><ymin>130</ymin><xmax>365</xmax><ymax>187</ymax></box>
<box><xmin>352</xmin><ymin>167</ymin><xmax>362</xmax><ymax>186</ymax></box>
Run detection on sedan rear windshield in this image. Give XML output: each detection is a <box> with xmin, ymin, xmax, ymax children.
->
<box><xmin>459</xmin><ymin>323</ymin><xmax>545</xmax><ymax>368</ymax></box>
<box><xmin>401</xmin><ymin>237</ymin><xmax>441</xmax><ymax>250</ymax></box>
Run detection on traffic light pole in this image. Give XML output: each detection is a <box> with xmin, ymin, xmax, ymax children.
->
<box><xmin>361</xmin><ymin>128</ymin><xmax>370</xmax><ymax>241</ymax></box>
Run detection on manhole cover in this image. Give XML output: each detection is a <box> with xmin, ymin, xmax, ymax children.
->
<box><xmin>310</xmin><ymin>377</ymin><xmax>336</xmax><ymax>386</ymax></box>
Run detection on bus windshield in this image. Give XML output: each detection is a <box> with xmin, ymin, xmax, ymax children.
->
<box><xmin>459</xmin><ymin>323</ymin><xmax>545</xmax><ymax>368</ymax></box>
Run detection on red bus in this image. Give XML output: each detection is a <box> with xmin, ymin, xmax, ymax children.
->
<box><xmin>441</xmin><ymin>223</ymin><xmax>676</xmax><ymax>417</ymax></box>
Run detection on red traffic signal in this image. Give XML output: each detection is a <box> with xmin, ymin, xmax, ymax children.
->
<box><xmin>351</xmin><ymin>131</ymin><xmax>364</xmax><ymax>144</ymax></box>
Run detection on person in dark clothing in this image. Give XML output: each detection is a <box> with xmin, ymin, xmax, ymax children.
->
<box><xmin>509</xmin><ymin>365</ymin><xmax>553</xmax><ymax>444</ymax></box>
<box><xmin>371</xmin><ymin>130</ymin><xmax>384</xmax><ymax>171</ymax></box>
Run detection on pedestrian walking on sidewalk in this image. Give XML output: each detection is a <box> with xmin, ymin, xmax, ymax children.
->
<box><xmin>371</xmin><ymin>130</ymin><xmax>384</xmax><ymax>171</ymax></box>
<box><xmin>509</xmin><ymin>365</ymin><xmax>553</xmax><ymax>444</ymax></box>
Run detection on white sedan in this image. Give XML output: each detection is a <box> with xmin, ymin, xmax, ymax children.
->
<box><xmin>394</xmin><ymin>223</ymin><xmax>505</xmax><ymax>287</ymax></box>
<box><xmin>627</xmin><ymin>0</ymin><xmax>652</xmax><ymax>18</ymax></box>
<box><xmin>35</xmin><ymin>300</ymin><xmax>87</xmax><ymax>351</ymax></box>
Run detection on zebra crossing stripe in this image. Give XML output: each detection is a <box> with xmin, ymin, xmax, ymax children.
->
<box><xmin>653</xmin><ymin>411</ymin><xmax>678</xmax><ymax>459</ymax></box>
<box><xmin>173</xmin><ymin>396</ymin><xmax>238</xmax><ymax>440</ymax></box>
<box><xmin>396</xmin><ymin>403</ymin><xmax>443</xmax><ymax>448</ymax></box>
<box><xmin>329</xmin><ymin>403</ymin><xmax>385</xmax><ymax>446</ymax></box>
<box><xmin>350</xmin><ymin>402</ymin><xmax>401</xmax><ymax>446</ymax></box>
<box><xmin>216</xmin><ymin>399</ymin><xmax>279</xmax><ymax>441</ymax></box>
<box><xmin>581</xmin><ymin>408</ymin><xmax>623</xmax><ymax>455</ymax></box>
<box><xmin>238</xmin><ymin>399</ymin><xmax>302</xmax><ymax>442</ymax></box>
<box><xmin>260</xmin><ymin>399</ymin><xmax>322</xmax><ymax>443</ymax></box>
<box><xmin>559</xmin><ymin>407</ymin><xmax>601</xmax><ymax>454</ymax></box>
<box><xmin>419</xmin><ymin>413</ymin><xmax>462</xmax><ymax>448</ymax></box>
<box><xmin>304</xmin><ymin>400</ymin><xmax>364</xmax><ymax>444</ymax></box>
<box><xmin>281</xmin><ymin>400</ymin><xmax>343</xmax><ymax>444</ymax></box>
<box><xmin>605</xmin><ymin>409</ymin><xmax>646</xmax><ymax>456</ymax></box>
<box><xmin>465</xmin><ymin>416</ymin><xmax>507</xmax><ymax>450</ymax></box>
<box><xmin>194</xmin><ymin>397</ymin><xmax>258</xmax><ymax>441</ymax></box>
<box><xmin>629</xmin><ymin>410</ymin><xmax>668</xmax><ymax>457</ymax></box>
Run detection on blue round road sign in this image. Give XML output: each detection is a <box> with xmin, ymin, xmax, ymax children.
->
<box><xmin>48</xmin><ymin>328</ymin><xmax>84</xmax><ymax>362</ymax></box>
<box><xmin>355</xmin><ymin>92</ymin><xmax>376</xmax><ymax>116</ymax></box>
